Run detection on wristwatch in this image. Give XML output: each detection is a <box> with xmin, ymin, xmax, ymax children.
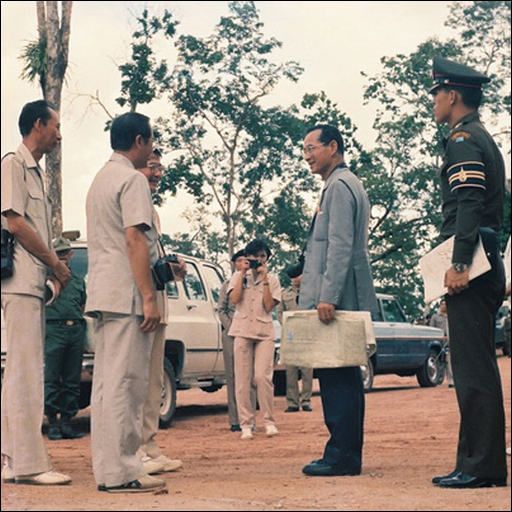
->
<box><xmin>453</xmin><ymin>263</ymin><xmax>469</xmax><ymax>273</ymax></box>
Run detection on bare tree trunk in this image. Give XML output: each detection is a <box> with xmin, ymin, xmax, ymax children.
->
<box><xmin>36</xmin><ymin>1</ymin><xmax>73</xmax><ymax>236</ymax></box>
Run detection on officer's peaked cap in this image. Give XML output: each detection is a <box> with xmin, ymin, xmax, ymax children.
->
<box><xmin>430</xmin><ymin>56</ymin><xmax>490</xmax><ymax>94</ymax></box>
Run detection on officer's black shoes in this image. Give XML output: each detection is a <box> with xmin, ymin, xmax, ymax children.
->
<box><xmin>302</xmin><ymin>405</ymin><xmax>313</xmax><ymax>412</ymax></box>
<box><xmin>60</xmin><ymin>422</ymin><xmax>85</xmax><ymax>440</ymax></box>
<box><xmin>230</xmin><ymin>425</ymin><xmax>242</xmax><ymax>432</ymax></box>
<box><xmin>284</xmin><ymin>406</ymin><xmax>300</xmax><ymax>413</ymax></box>
<box><xmin>48</xmin><ymin>418</ymin><xmax>62</xmax><ymax>441</ymax></box>
<box><xmin>432</xmin><ymin>470</ymin><xmax>460</xmax><ymax>485</ymax></box>
<box><xmin>436</xmin><ymin>472</ymin><xmax>507</xmax><ymax>489</ymax></box>
<box><xmin>302</xmin><ymin>460</ymin><xmax>361</xmax><ymax>477</ymax></box>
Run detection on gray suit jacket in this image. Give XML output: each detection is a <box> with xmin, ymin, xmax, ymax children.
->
<box><xmin>298</xmin><ymin>167</ymin><xmax>378</xmax><ymax>313</ymax></box>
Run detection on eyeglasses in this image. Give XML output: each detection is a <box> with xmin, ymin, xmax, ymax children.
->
<box><xmin>148</xmin><ymin>163</ymin><xmax>163</xmax><ymax>173</ymax></box>
<box><xmin>302</xmin><ymin>144</ymin><xmax>326</xmax><ymax>156</ymax></box>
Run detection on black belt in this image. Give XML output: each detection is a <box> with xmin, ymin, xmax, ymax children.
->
<box><xmin>46</xmin><ymin>319</ymin><xmax>85</xmax><ymax>326</ymax></box>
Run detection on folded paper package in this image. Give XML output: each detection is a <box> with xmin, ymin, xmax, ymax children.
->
<box><xmin>281</xmin><ymin>310</ymin><xmax>376</xmax><ymax>369</ymax></box>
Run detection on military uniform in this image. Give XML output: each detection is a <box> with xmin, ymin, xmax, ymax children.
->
<box><xmin>433</xmin><ymin>57</ymin><xmax>507</xmax><ymax>484</ymax></box>
<box><xmin>44</xmin><ymin>237</ymin><xmax>87</xmax><ymax>439</ymax></box>
<box><xmin>277</xmin><ymin>286</ymin><xmax>314</xmax><ymax>410</ymax></box>
<box><xmin>1</xmin><ymin>144</ymin><xmax>53</xmax><ymax>477</ymax></box>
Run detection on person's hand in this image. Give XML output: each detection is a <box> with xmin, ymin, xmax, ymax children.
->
<box><xmin>506</xmin><ymin>283</ymin><xmax>511</xmax><ymax>298</ymax></box>
<box><xmin>444</xmin><ymin>267</ymin><xmax>470</xmax><ymax>295</ymax></box>
<box><xmin>317</xmin><ymin>302</ymin><xmax>336</xmax><ymax>324</ymax></box>
<box><xmin>170</xmin><ymin>258</ymin><xmax>187</xmax><ymax>282</ymax></box>
<box><xmin>140</xmin><ymin>297</ymin><xmax>160</xmax><ymax>333</ymax></box>
<box><xmin>52</xmin><ymin>258</ymin><xmax>71</xmax><ymax>288</ymax></box>
<box><xmin>48</xmin><ymin>275</ymin><xmax>63</xmax><ymax>302</ymax></box>
<box><xmin>241</xmin><ymin>258</ymin><xmax>250</xmax><ymax>275</ymax></box>
<box><xmin>259</xmin><ymin>264</ymin><xmax>268</xmax><ymax>281</ymax></box>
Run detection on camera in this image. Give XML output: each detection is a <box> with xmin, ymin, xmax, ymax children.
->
<box><xmin>153</xmin><ymin>253</ymin><xmax>180</xmax><ymax>291</ymax></box>
<box><xmin>286</xmin><ymin>254</ymin><xmax>305</xmax><ymax>279</ymax></box>
<box><xmin>248</xmin><ymin>259</ymin><xmax>262</xmax><ymax>270</ymax></box>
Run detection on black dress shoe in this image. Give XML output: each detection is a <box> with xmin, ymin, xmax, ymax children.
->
<box><xmin>48</xmin><ymin>424</ymin><xmax>63</xmax><ymax>441</ymax></box>
<box><xmin>284</xmin><ymin>406</ymin><xmax>300</xmax><ymax>413</ymax></box>
<box><xmin>302</xmin><ymin>405</ymin><xmax>313</xmax><ymax>412</ymax></box>
<box><xmin>302</xmin><ymin>460</ymin><xmax>361</xmax><ymax>477</ymax></box>
<box><xmin>230</xmin><ymin>425</ymin><xmax>242</xmax><ymax>432</ymax></box>
<box><xmin>438</xmin><ymin>472</ymin><xmax>507</xmax><ymax>489</ymax></box>
<box><xmin>60</xmin><ymin>423</ymin><xmax>85</xmax><ymax>439</ymax></box>
<box><xmin>432</xmin><ymin>470</ymin><xmax>460</xmax><ymax>485</ymax></box>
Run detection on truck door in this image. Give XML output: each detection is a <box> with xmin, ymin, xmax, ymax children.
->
<box><xmin>168</xmin><ymin>261</ymin><xmax>220</xmax><ymax>377</ymax></box>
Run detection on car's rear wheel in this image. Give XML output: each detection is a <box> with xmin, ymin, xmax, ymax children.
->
<box><xmin>159</xmin><ymin>357</ymin><xmax>177</xmax><ymax>429</ymax></box>
<box><xmin>361</xmin><ymin>359</ymin><xmax>374</xmax><ymax>392</ymax></box>
<box><xmin>417</xmin><ymin>350</ymin><xmax>442</xmax><ymax>387</ymax></box>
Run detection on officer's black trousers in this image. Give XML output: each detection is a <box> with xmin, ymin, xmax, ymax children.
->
<box><xmin>446</xmin><ymin>259</ymin><xmax>507</xmax><ymax>480</ymax></box>
<box><xmin>44</xmin><ymin>323</ymin><xmax>86</xmax><ymax>420</ymax></box>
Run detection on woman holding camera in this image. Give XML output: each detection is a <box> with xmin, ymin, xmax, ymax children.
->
<box><xmin>228</xmin><ymin>239</ymin><xmax>281</xmax><ymax>440</ymax></box>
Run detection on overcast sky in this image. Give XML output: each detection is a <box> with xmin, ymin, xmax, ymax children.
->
<box><xmin>1</xmin><ymin>1</ymin><xmax>500</xmax><ymax>238</ymax></box>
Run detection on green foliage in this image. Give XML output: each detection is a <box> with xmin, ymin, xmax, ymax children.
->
<box><xmin>19</xmin><ymin>34</ymin><xmax>48</xmax><ymax>87</ymax></box>
<box><xmin>116</xmin><ymin>8</ymin><xmax>178</xmax><ymax>111</ymax></box>
<box><xmin>118</xmin><ymin>1</ymin><xmax>510</xmax><ymax>317</ymax></box>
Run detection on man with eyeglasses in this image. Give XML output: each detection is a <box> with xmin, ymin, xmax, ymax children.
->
<box><xmin>298</xmin><ymin>124</ymin><xmax>377</xmax><ymax>477</ymax></box>
<box><xmin>136</xmin><ymin>148</ymin><xmax>185</xmax><ymax>476</ymax></box>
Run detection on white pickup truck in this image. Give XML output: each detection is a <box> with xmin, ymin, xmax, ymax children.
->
<box><xmin>1</xmin><ymin>238</ymin><xmax>228</xmax><ymax>428</ymax></box>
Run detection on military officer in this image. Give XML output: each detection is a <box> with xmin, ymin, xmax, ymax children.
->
<box><xmin>45</xmin><ymin>236</ymin><xmax>87</xmax><ymax>441</ymax></box>
<box><xmin>1</xmin><ymin>100</ymin><xmax>71</xmax><ymax>485</ymax></box>
<box><xmin>276</xmin><ymin>275</ymin><xmax>314</xmax><ymax>413</ymax></box>
<box><xmin>430</xmin><ymin>57</ymin><xmax>507</xmax><ymax>489</ymax></box>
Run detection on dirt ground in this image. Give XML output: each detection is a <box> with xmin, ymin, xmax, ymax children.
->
<box><xmin>1</xmin><ymin>357</ymin><xmax>511</xmax><ymax>512</ymax></box>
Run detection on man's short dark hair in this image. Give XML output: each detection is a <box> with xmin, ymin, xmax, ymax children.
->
<box><xmin>110</xmin><ymin>112</ymin><xmax>152</xmax><ymax>151</ymax></box>
<box><xmin>18</xmin><ymin>100</ymin><xmax>55</xmax><ymax>137</ymax></box>
<box><xmin>152</xmin><ymin>147</ymin><xmax>163</xmax><ymax>158</ymax></box>
<box><xmin>306</xmin><ymin>124</ymin><xmax>345</xmax><ymax>155</ymax></box>
<box><xmin>245</xmin><ymin>239</ymin><xmax>272</xmax><ymax>259</ymax></box>
<box><xmin>444</xmin><ymin>86</ymin><xmax>483</xmax><ymax>110</ymax></box>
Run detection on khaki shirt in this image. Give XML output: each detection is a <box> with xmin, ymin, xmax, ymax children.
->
<box><xmin>1</xmin><ymin>143</ymin><xmax>52</xmax><ymax>298</ymax></box>
<box><xmin>85</xmin><ymin>153</ymin><xmax>158</xmax><ymax>316</ymax></box>
<box><xmin>218</xmin><ymin>280</ymin><xmax>235</xmax><ymax>332</ymax></box>
<box><xmin>227</xmin><ymin>271</ymin><xmax>281</xmax><ymax>341</ymax></box>
<box><xmin>276</xmin><ymin>286</ymin><xmax>299</xmax><ymax>325</ymax></box>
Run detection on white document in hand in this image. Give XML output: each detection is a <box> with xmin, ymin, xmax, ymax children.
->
<box><xmin>419</xmin><ymin>235</ymin><xmax>491</xmax><ymax>304</ymax></box>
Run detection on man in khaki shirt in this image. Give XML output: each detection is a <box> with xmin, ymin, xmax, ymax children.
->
<box><xmin>218</xmin><ymin>249</ymin><xmax>256</xmax><ymax>432</ymax></box>
<box><xmin>1</xmin><ymin>100</ymin><xmax>71</xmax><ymax>486</ymax></box>
<box><xmin>228</xmin><ymin>239</ymin><xmax>281</xmax><ymax>440</ymax></box>
<box><xmin>136</xmin><ymin>149</ymin><xmax>184</xmax><ymax>475</ymax></box>
<box><xmin>276</xmin><ymin>276</ymin><xmax>314</xmax><ymax>412</ymax></box>
<box><xmin>86</xmin><ymin>112</ymin><xmax>165</xmax><ymax>493</ymax></box>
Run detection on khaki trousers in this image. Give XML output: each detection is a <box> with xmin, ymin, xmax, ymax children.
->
<box><xmin>1</xmin><ymin>294</ymin><xmax>51</xmax><ymax>477</ymax></box>
<box><xmin>234</xmin><ymin>337</ymin><xmax>275</xmax><ymax>429</ymax></box>
<box><xmin>91</xmin><ymin>313</ymin><xmax>153</xmax><ymax>487</ymax></box>
<box><xmin>285</xmin><ymin>365</ymin><xmax>314</xmax><ymax>408</ymax></box>
<box><xmin>139</xmin><ymin>324</ymin><xmax>166</xmax><ymax>459</ymax></box>
<box><xmin>222</xmin><ymin>332</ymin><xmax>257</xmax><ymax>426</ymax></box>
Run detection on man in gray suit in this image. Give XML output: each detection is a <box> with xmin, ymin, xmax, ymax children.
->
<box><xmin>299</xmin><ymin>125</ymin><xmax>377</xmax><ymax>477</ymax></box>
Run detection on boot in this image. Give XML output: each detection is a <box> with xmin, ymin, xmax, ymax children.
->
<box><xmin>60</xmin><ymin>418</ymin><xmax>84</xmax><ymax>440</ymax></box>
<box><xmin>48</xmin><ymin>416</ymin><xmax>62</xmax><ymax>441</ymax></box>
